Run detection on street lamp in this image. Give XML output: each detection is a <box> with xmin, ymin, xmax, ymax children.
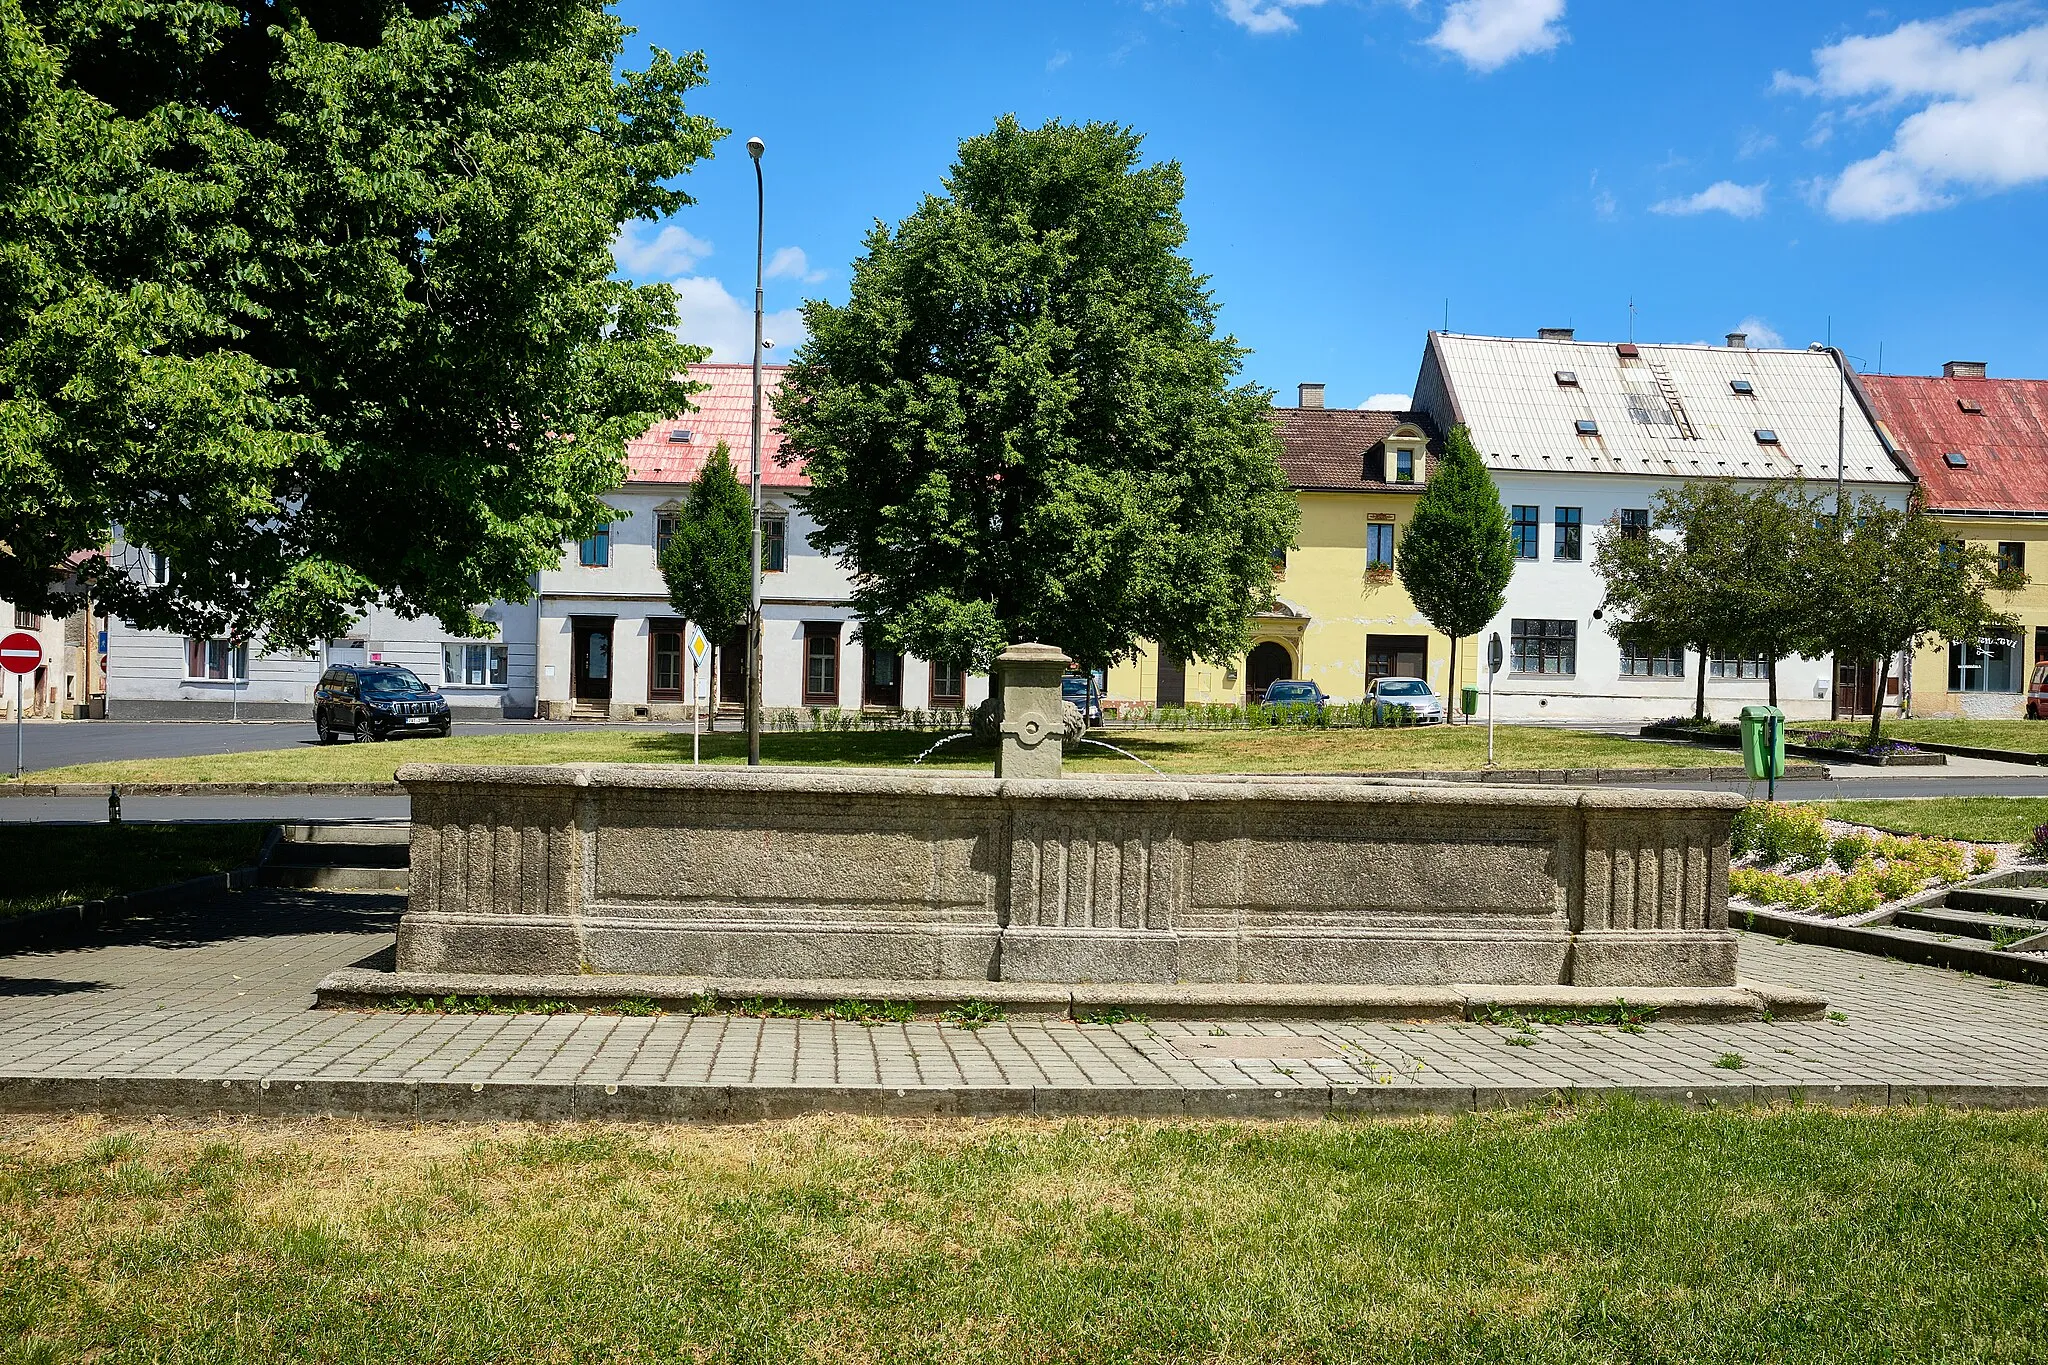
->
<box><xmin>746</xmin><ymin>135</ymin><xmax>765</xmax><ymax>766</ymax></box>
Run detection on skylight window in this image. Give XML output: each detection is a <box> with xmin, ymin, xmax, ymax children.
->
<box><xmin>666</xmin><ymin>429</ymin><xmax>694</xmax><ymax>443</ymax></box>
<box><xmin>1555</xmin><ymin>370</ymin><xmax>1578</xmax><ymax>386</ymax></box>
<box><xmin>1575</xmin><ymin>419</ymin><xmax>1600</xmax><ymax>436</ymax></box>
<box><xmin>1944</xmin><ymin>451</ymin><xmax>1969</xmax><ymax>468</ymax></box>
<box><xmin>1959</xmin><ymin>397</ymin><xmax>1983</xmax><ymax>414</ymax></box>
<box><xmin>1730</xmin><ymin>379</ymin><xmax>1755</xmax><ymax>395</ymax></box>
<box><xmin>1754</xmin><ymin>429</ymin><xmax>1779</xmax><ymax>444</ymax></box>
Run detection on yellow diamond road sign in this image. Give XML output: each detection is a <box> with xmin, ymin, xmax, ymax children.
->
<box><xmin>687</xmin><ymin>627</ymin><xmax>709</xmax><ymax>668</ymax></box>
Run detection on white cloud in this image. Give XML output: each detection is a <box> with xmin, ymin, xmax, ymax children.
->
<box><xmin>1776</xmin><ymin>9</ymin><xmax>2048</xmax><ymax>220</ymax></box>
<box><xmin>1046</xmin><ymin>49</ymin><xmax>1071</xmax><ymax>72</ymax></box>
<box><xmin>1650</xmin><ymin>180</ymin><xmax>1769</xmax><ymax>218</ymax></box>
<box><xmin>1427</xmin><ymin>0</ymin><xmax>1566</xmax><ymax>73</ymax></box>
<box><xmin>1737</xmin><ymin>129</ymin><xmax>1778</xmax><ymax>159</ymax></box>
<box><xmin>764</xmin><ymin>246</ymin><xmax>828</xmax><ymax>284</ymax></box>
<box><xmin>1731</xmin><ymin>316</ymin><xmax>1784</xmax><ymax>349</ymax></box>
<box><xmin>670</xmin><ymin>276</ymin><xmax>809</xmax><ymax>364</ymax></box>
<box><xmin>610</xmin><ymin>221</ymin><xmax>713</xmax><ymax>279</ymax></box>
<box><xmin>1361</xmin><ymin>393</ymin><xmax>1412</xmax><ymax>410</ymax></box>
<box><xmin>1219</xmin><ymin>0</ymin><xmax>1328</xmax><ymax>35</ymax></box>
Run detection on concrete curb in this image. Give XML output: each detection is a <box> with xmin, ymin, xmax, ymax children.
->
<box><xmin>1</xmin><ymin>782</ymin><xmax>405</xmax><ymax>798</ymax></box>
<box><xmin>1900</xmin><ymin>739</ymin><xmax>2048</xmax><ymax>766</ymax></box>
<box><xmin>1637</xmin><ymin>725</ymin><xmax>1941</xmax><ymax>768</ymax></box>
<box><xmin>312</xmin><ymin>968</ymin><xmax>1827</xmax><ymax>1022</ymax></box>
<box><xmin>1740</xmin><ymin>907</ymin><xmax>2048</xmax><ymax>986</ymax></box>
<box><xmin>0</xmin><ymin>1073</ymin><xmax>2038</xmax><ymax>1122</ymax></box>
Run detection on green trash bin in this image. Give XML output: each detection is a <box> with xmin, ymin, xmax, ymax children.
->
<box><xmin>1460</xmin><ymin>684</ymin><xmax>1479</xmax><ymax>717</ymax></box>
<box><xmin>1738</xmin><ymin>705</ymin><xmax>1786</xmax><ymax>782</ymax></box>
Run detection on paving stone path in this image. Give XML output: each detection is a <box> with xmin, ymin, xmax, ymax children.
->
<box><xmin>3</xmin><ymin>889</ymin><xmax>2046</xmax><ymax>1119</ymax></box>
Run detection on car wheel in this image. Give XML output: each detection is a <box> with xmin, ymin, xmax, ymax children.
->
<box><xmin>435</xmin><ymin>722</ymin><xmax>452</xmax><ymax>739</ymax></box>
<box><xmin>353</xmin><ymin>715</ymin><xmax>377</xmax><ymax>743</ymax></box>
<box><xmin>316</xmin><ymin>712</ymin><xmax>336</xmax><ymax>745</ymax></box>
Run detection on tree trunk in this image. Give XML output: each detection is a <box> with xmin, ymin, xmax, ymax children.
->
<box><xmin>1867</xmin><ymin>654</ymin><xmax>1893</xmax><ymax>747</ymax></box>
<box><xmin>1694</xmin><ymin>642</ymin><xmax>1708</xmax><ymax>721</ymax></box>
<box><xmin>1767</xmin><ymin>655</ymin><xmax>1778</xmax><ymax>710</ymax></box>
<box><xmin>1448</xmin><ymin>635</ymin><xmax>1459</xmax><ymax>724</ymax></box>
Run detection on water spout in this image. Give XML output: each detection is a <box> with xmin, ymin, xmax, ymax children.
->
<box><xmin>910</xmin><ymin>731</ymin><xmax>977</xmax><ymax>765</ymax></box>
<box><xmin>1073</xmin><ymin>737</ymin><xmax>1167</xmax><ymax>775</ymax></box>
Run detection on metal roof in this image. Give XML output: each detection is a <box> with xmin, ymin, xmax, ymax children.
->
<box><xmin>624</xmin><ymin>363</ymin><xmax>804</xmax><ymax>488</ymax></box>
<box><xmin>1860</xmin><ymin>372</ymin><xmax>2048</xmax><ymax>513</ymax></box>
<box><xmin>1424</xmin><ymin>333</ymin><xmax>1909</xmax><ymax>485</ymax></box>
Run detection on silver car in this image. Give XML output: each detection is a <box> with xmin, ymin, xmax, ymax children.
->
<box><xmin>1368</xmin><ymin>676</ymin><xmax>1446</xmax><ymax>725</ymax></box>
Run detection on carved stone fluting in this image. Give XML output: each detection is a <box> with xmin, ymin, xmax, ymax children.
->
<box><xmin>993</xmin><ymin>643</ymin><xmax>1072</xmax><ymax>780</ymax></box>
<box><xmin>1569</xmin><ymin>808</ymin><xmax>1737</xmax><ymax>987</ymax></box>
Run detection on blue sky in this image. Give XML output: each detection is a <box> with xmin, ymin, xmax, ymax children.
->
<box><xmin>611</xmin><ymin>1</ymin><xmax>2048</xmax><ymax>408</ymax></box>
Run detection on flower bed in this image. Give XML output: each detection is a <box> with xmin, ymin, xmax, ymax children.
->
<box><xmin>1727</xmin><ymin>802</ymin><xmax>2001</xmax><ymax>918</ymax></box>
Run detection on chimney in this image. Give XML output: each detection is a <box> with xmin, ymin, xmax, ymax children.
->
<box><xmin>1297</xmin><ymin>382</ymin><xmax>1325</xmax><ymax>409</ymax></box>
<box><xmin>1726</xmin><ymin>332</ymin><xmax>1748</xmax><ymax>349</ymax></box>
<box><xmin>1537</xmin><ymin>327</ymin><xmax>1575</xmax><ymax>341</ymax></box>
<box><xmin>1944</xmin><ymin>361</ymin><xmax>1988</xmax><ymax>379</ymax></box>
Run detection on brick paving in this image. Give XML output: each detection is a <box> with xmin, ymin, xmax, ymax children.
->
<box><xmin>3</xmin><ymin>888</ymin><xmax>2048</xmax><ymax>1117</ymax></box>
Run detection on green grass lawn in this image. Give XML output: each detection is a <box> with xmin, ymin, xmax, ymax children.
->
<box><xmin>1880</xmin><ymin>718</ymin><xmax>2048</xmax><ymax>754</ymax></box>
<box><xmin>4</xmin><ymin>1104</ymin><xmax>2047</xmax><ymax>1363</ymax></box>
<box><xmin>1817</xmin><ymin>797</ymin><xmax>2048</xmax><ymax>845</ymax></box>
<box><xmin>0</xmin><ymin>823</ymin><xmax>266</xmax><ymax>920</ymax></box>
<box><xmin>10</xmin><ymin>723</ymin><xmax>1737</xmax><ymax>786</ymax></box>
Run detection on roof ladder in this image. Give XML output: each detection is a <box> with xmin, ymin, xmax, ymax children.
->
<box><xmin>1648</xmin><ymin>361</ymin><xmax>1699</xmax><ymax>439</ymax></box>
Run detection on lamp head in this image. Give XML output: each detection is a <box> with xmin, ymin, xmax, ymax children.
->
<box><xmin>746</xmin><ymin>136</ymin><xmax>765</xmax><ymax>160</ymax></box>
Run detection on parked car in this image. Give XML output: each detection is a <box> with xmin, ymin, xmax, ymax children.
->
<box><xmin>2030</xmin><ymin>662</ymin><xmax>2048</xmax><ymax>718</ymax></box>
<box><xmin>315</xmin><ymin>663</ymin><xmax>452</xmax><ymax>743</ymax></box>
<box><xmin>1367</xmin><ymin>676</ymin><xmax>1446</xmax><ymax>725</ymax></box>
<box><xmin>1061</xmin><ymin>672</ymin><xmax>1103</xmax><ymax>727</ymax></box>
<box><xmin>1260</xmin><ymin>679</ymin><xmax>1327</xmax><ymax>714</ymax></box>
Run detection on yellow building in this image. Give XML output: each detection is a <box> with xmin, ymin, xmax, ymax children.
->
<box><xmin>1107</xmin><ymin>387</ymin><xmax>1474</xmax><ymax>708</ymax></box>
<box><xmin>1862</xmin><ymin>367</ymin><xmax>2048</xmax><ymax>719</ymax></box>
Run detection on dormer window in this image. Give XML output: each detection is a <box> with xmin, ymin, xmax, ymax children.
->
<box><xmin>1393</xmin><ymin>448</ymin><xmax>1416</xmax><ymax>483</ymax></box>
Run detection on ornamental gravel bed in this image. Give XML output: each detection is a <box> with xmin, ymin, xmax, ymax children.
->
<box><xmin>1726</xmin><ymin>802</ymin><xmax>2016</xmax><ymax>921</ymax></box>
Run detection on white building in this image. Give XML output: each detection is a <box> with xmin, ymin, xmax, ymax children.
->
<box><xmin>103</xmin><ymin>362</ymin><xmax>984</xmax><ymax>721</ymax></box>
<box><xmin>0</xmin><ymin>596</ymin><xmax>79</xmax><ymax>720</ymax></box>
<box><xmin>1410</xmin><ymin>329</ymin><xmax>1915</xmax><ymax>722</ymax></box>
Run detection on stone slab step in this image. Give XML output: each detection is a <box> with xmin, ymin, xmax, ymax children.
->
<box><xmin>1742</xmin><ymin>911</ymin><xmax>2048</xmax><ymax>986</ymax></box>
<box><xmin>1894</xmin><ymin>905</ymin><xmax>2048</xmax><ymax>941</ymax></box>
<box><xmin>279</xmin><ymin>822</ymin><xmax>411</xmax><ymax>846</ymax></box>
<box><xmin>312</xmin><ymin>968</ymin><xmax>1822</xmax><ymax>1022</ymax></box>
<box><xmin>267</xmin><ymin>841</ymin><xmax>408</xmax><ymax>869</ymax></box>
<box><xmin>260</xmin><ymin>865</ymin><xmax>408</xmax><ymax>892</ymax></box>
<box><xmin>1947</xmin><ymin>886</ymin><xmax>2048</xmax><ymax>916</ymax></box>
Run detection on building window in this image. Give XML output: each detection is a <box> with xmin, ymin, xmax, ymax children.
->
<box><xmin>1270</xmin><ymin>544</ymin><xmax>1288</xmax><ymax>577</ymax></box>
<box><xmin>1393</xmin><ymin>448</ymin><xmax>1416</xmax><ymax>484</ymax></box>
<box><xmin>13</xmin><ymin>609</ymin><xmax>40</xmax><ymax>630</ymax></box>
<box><xmin>578</xmin><ymin>522</ymin><xmax>611</xmax><ymax>567</ymax></box>
<box><xmin>655</xmin><ymin>511</ymin><xmax>680</xmax><ymax>561</ymax></box>
<box><xmin>930</xmin><ymin>659</ymin><xmax>965</xmax><ymax>707</ymax></box>
<box><xmin>146</xmin><ymin>551</ymin><xmax>171</xmax><ymax>586</ymax></box>
<box><xmin>442</xmin><ymin>643</ymin><xmax>508</xmax><ymax>687</ymax></box>
<box><xmin>1619</xmin><ymin>637</ymin><xmax>1685</xmax><ymax>677</ymax></box>
<box><xmin>764</xmin><ymin>515</ymin><xmax>787</xmax><ymax>573</ymax></box>
<box><xmin>649</xmin><ymin>627</ymin><xmax>684</xmax><ymax>699</ymax></box>
<box><xmin>1366</xmin><ymin>522</ymin><xmax>1396</xmax><ymax>568</ymax></box>
<box><xmin>803</xmin><ymin>624</ymin><xmax>840</xmax><ymax>705</ymax></box>
<box><xmin>1999</xmin><ymin>542</ymin><xmax>2027</xmax><ymax>575</ymax></box>
<box><xmin>1510</xmin><ymin>619</ymin><xmax>1575</xmax><ymax>675</ymax></box>
<box><xmin>1619</xmin><ymin>509</ymin><xmax>1650</xmax><ymax>541</ymax></box>
<box><xmin>1709</xmin><ymin>651</ymin><xmax>1769</xmax><ymax>679</ymax></box>
<box><xmin>1555</xmin><ymin>507</ymin><xmax>1582</xmax><ymax>561</ymax></box>
<box><xmin>1950</xmin><ymin>637</ymin><xmax>2021</xmax><ymax>693</ymax></box>
<box><xmin>1510</xmin><ymin>506</ymin><xmax>1539</xmax><ymax>560</ymax></box>
<box><xmin>184</xmin><ymin>638</ymin><xmax>247</xmax><ymax>682</ymax></box>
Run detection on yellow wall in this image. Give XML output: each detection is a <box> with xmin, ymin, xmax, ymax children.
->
<box><xmin>1909</xmin><ymin>515</ymin><xmax>2048</xmax><ymax>718</ymax></box>
<box><xmin>1106</xmin><ymin>491</ymin><xmax>1475</xmax><ymax>707</ymax></box>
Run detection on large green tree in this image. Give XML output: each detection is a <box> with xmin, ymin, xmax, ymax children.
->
<box><xmin>0</xmin><ymin>0</ymin><xmax>720</xmax><ymax>649</ymax></box>
<box><xmin>1395</xmin><ymin>425</ymin><xmax>1513</xmax><ymax>717</ymax></box>
<box><xmin>773</xmin><ymin>116</ymin><xmax>1298</xmax><ymax>672</ymax></box>
<box><xmin>658</xmin><ymin>439</ymin><xmax>751</xmax><ymax>692</ymax></box>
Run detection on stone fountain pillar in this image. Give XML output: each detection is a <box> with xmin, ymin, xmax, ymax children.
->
<box><xmin>994</xmin><ymin>643</ymin><xmax>1071</xmax><ymax>779</ymax></box>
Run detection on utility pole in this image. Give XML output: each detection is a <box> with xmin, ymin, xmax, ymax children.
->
<box><xmin>746</xmin><ymin>136</ymin><xmax>766</xmax><ymax>766</ymax></box>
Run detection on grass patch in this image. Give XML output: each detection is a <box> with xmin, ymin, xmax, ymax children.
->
<box><xmin>1879</xmin><ymin>719</ymin><xmax>2048</xmax><ymax>755</ymax></box>
<box><xmin>1817</xmin><ymin>797</ymin><xmax>2048</xmax><ymax>845</ymax></box>
<box><xmin>6</xmin><ymin>1105</ymin><xmax>2048</xmax><ymax>1361</ymax></box>
<box><xmin>0</xmin><ymin>822</ymin><xmax>265</xmax><ymax>920</ymax></box>
<box><xmin>14</xmin><ymin>724</ymin><xmax>1743</xmax><ymax>786</ymax></box>
<box><xmin>1472</xmin><ymin>1003</ymin><xmax>1659</xmax><ymax>1029</ymax></box>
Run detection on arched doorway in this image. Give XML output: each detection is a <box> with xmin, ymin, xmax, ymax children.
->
<box><xmin>1245</xmin><ymin>641</ymin><xmax>1293</xmax><ymax>705</ymax></box>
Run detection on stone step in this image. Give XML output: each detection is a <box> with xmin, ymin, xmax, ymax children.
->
<box><xmin>1947</xmin><ymin>885</ymin><xmax>2048</xmax><ymax>917</ymax></box>
<box><xmin>259</xmin><ymin>864</ymin><xmax>409</xmax><ymax>892</ymax></box>
<box><xmin>1893</xmin><ymin>905</ymin><xmax>2048</xmax><ymax>942</ymax></box>
<box><xmin>278</xmin><ymin>822</ymin><xmax>411</xmax><ymax>846</ymax></box>
<box><xmin>267</xmin><ymin>840</ymin><xmax>408</xmax><ymax>869</ymax></box>
<box><xmin>1740</xmin><ymin>910</ymin><xmax>2048</xmax><ymax>986</ymax></box>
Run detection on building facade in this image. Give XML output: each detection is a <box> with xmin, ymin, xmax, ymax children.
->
<box><xmin>0</xmin><ymin>597</ymin><xmax>78</xmax><ymax>720</ymax></box>
<box><xmin>1860</xmin><ymin>362</ymin><xmax>2048</xmax><ymax>719</ymax></box>
<box><xmin>1411</xmin><ymin>330</ymin><xmax>1915</xmax><ymax>722</ymax></box>
<box><xmin>1107</xmin><ymin>385</ymin><xmax>1470</xmax><ymax>708</ymax></box>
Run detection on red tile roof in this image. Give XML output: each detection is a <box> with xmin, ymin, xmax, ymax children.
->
<box><xmin>1268</xmin><ymin>407</ymin><xmax>1439</xmax><ymax>491</ymax></box>
<box><xmin>625</xmin><ymin>363</ymin><xmax>803</xmax><ymax>487</ymax></box>
<box><xmin>1859</xmin><ymin>373</ymin><xmax>2048</xmax><ymax>512</ymax></box>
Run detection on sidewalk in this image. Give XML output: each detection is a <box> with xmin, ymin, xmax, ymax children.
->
<box><xmin>3</xmin><ymin>887</ymin><xmax>2047</xmax><ymax>1120</ymax></box>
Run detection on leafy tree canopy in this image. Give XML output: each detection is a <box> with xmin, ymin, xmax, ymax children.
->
<box><xmin>773</xmin><ymin>115</ymin><xmax>1298</xmax><ymax>671</ymax></box>
<box><xmin>0</xmin><ymin>0</ymin><xmax>721</xmax><ymax>649</ymax></box>
<box><xmin>658</xmin><ymin>439</ymin><xmax>752</xmax><ymax>643</ymax></box>
<box><xmin>1395</xmin><ymin>422</ymin><xmax>1513</xmax><ymax>639</ymax></box>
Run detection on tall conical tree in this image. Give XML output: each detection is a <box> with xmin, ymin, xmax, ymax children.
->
<box><xmin>659</xmin><ymin>441</ymin><xmax>754</xmax><ymax>708</ymax></box>
<box><xmin>1395</xmin><ymin>425</ymin><xmax>1514</xmax><ymax>720</ymax></box>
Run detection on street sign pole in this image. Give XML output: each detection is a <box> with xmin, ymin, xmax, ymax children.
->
<box><xmin>13</xmin><ymin>672</ymin><xmax>20</xmax><ymax>780</ymax></box>
<box><xmin>1</xmin><ymin>630</ymin><xmax>44</xmax><ymax>779</ymax></box>
<box><xmin>687</xmin><ymin>626</ymin><xmax>710</xmax><ymax>766</ymax></box>
<box><xmin>1486</xmin><ymin>632</ymin><xmax>1502</xmax><ymax>768</ymax></box>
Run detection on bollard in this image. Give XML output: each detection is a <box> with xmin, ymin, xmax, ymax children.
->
<box><xmin>108</xmin><ymin>786</ymin><xmax>121</xmax><ymax>825</ymax></box>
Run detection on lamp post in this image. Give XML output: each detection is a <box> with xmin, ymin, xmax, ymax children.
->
<box><xmin>746</xmin><ymin>135</ymin><xmax>765</xmax><ymax>766</ymax></box>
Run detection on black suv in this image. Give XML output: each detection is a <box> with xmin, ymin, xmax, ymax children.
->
<box><xmin>315</xmin><ymin>664</ymin><xmax>452</xmax><ymax>743</ymax></box>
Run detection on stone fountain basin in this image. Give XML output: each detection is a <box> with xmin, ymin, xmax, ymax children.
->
<box><xmin>392</xmin><ymin>763</ymin><xmax>1746</xmax><ymax>990</ymax></box>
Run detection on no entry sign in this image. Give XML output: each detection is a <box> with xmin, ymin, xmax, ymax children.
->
<box><xmin>0</xmin><ymin>631</ymin><xmax>40</xmax><ymax>675</ymax></box>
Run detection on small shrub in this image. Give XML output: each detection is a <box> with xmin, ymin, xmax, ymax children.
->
<box><xmin>2031</xmin><ymin>824</ymin><xmax>2048</xmax><ymax>862</ymax></box>
<box><xmin>1758</xmin><ymin>804</ymin><xmax>1829</xmax><ymax>869</ymax></box>
<box><xmin>1828</xmin><ymin>833</ymin><xmax>1872</xmax><ymax>872</ymax></box>
<box><xmin>1972</xmin><ymin>846</ymin><xmax>1999</xmax><ymax>875</ymax></box>
<box><xmin>1715</xmin><ymin>1052</ymin><xmax>1746</xmax><ymax>1071</ymax></box>
<box><xmin>1730</xmin><ymin>805</ymin><xmax>1765</xmax><ymax>858</ymax></box>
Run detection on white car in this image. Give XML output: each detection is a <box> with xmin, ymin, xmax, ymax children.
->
<box><xmin>1367</xmin><ymin>676</ymin><xmax>1446</xmax><ymax>725</ymax></box>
